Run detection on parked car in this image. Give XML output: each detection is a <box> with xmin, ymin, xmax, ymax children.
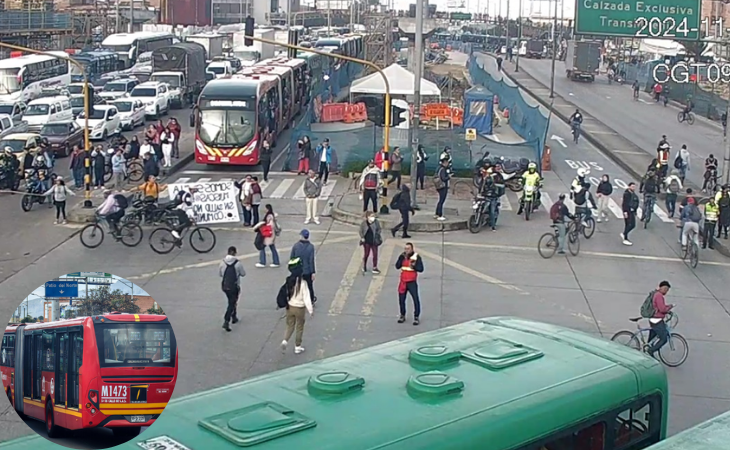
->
<box><xmin>111</xmin><ymin>99</ymin><xmax>146</xmax><ymax>130</ymax></box>
<box><xmin>40</xmin><ymin>121</ymin><xmax>84</xmax><ymax>157</ymax></box>
<box><xmin>69</xmin><ymin>93</ymin><xmax>105</xmax><ymax>119</ymax></box>
<box><xmin>76</xmin><ymin>104</ymin><xmax>121</xmax><ymax>140</ymax></box>
<box><xmin>128</xmin><ymin>81</ymin><xmax>170</xmax><ymax>118</ymax></box>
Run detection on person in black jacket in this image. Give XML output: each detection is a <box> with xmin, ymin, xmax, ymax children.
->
<box><xmin>142</xmin><ymin>152</ymin><xmax>159</xmax><ymax>181</ymax></box>
<box><xmin>391</xmin><ymin>184</ymin><xmax>415</xmax><ymax>238</ymax></box>
<box><xmin>621</xmin><ymin>182</ymin><xmax>639</xmax><ymax>246</ymax></box>
<box><xmin>259</xmin><ymin>131</ymin><xmax>273</xmax><ymax>182</ymax></box>
<box><xmin>434</xmin><ymin>158</ymin><xmax>450</xmax><ymax>220</ymax></box>
<box><xmin>395</xmin><ymin>242</ymin><xmax>424</xmax><ymax>326</ymax></box>
<box><xmin>415</xmin><ymin>144</ymin><xmax>428</xmax><ymax>189</ymax></box>
<box><xmin>596</xmin><ymin>174</ymin><xmax>613</xmax><ymax>223</ymax></box>
<box><xmin>639</xmin><ymin>169</ymin><xmax>661</xmax><ymax>222</ymax></box>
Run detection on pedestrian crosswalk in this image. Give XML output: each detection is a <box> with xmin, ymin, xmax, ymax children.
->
<box><xmin>168</xmin><ymin>175</ymin><xmax>342</xmax><ymax>200</ymax></box>
<box><xmin>535</xmin><ymin>191</ymin><xmax>675</xmax><ymax>223</ymax></box>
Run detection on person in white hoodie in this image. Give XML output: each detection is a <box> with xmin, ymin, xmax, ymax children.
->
<box><xmin>677</xmin><ymin>144</ymin><xmax>690</xmax><ymax>182</ymax></box>
<box><xmin>44</xmin><ymin>176</ymin><xmax>75</xmax><ymax>224</ymax></box>
<box><xmin>359</xmin><ymin>160</ymin><xmax>382</xmax><ymax>213</ymax></box>
<box><xmin>280</xmin><ymin>273</ymin><xmax>314</xmax><ymax>354</ymax></box>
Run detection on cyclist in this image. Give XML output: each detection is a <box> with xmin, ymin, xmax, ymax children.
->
<box><xmin>680</xmin><ymin>197</ymin><xmax>702</xmax><ymax>249</ymax></box>
<box><xmin>639</xmin><ymin>169</ymin><xmax>660</xmax><ymax>222</ymax></box>
<box><xmin>568</xmin><ymin>109</ymin><xmax>583</xmax><ymax>138</ymax></box>
<box><xmin>517</xmin><ymin>162</ymin><xmax>542</xmax><ymax>215</ymax></box>
<box><xmin>97</xmin><ymin>190</ymin><xmax>128</xmax><ymax>237</ymax></box>
<box><xmin>549</xmin><ymin>193</ymin><xmax>575</xmax><ymax>255</ymax></box>
<box><xmin>171</xmin><ymin>187</ymin><xmax>199</xmax><ymax>244</ymax></box>
<box><xmin>632</xmin><ymin>80</ymin><xmax>640</xmax><ymax>99</ymax></box>
<box><xmin>680</xmin><ymin>96</ymin><xmax>695</xmax><ymax>121</ymax></box>
<box><xmin>702</xmin><ymin>154</ymin><xmax>719</xmax><ymax>192</ymax></box>
<box><xmin>570</xmin><ymin>168</ymin><xmax>596</xmax><ymax>223</ymax></box>
<box><xmin>643</xmin><ymin>281</ymin><xmax>674</xmax><ymax>358</ymax></box>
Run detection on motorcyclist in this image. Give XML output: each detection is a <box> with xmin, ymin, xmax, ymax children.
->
<box><xmin>569</xmin><ymin>109</ymin><xmax>583</xmax><ymax>136</ymax></box>
<box><xmin>517</xmin><ymin>162</ymin><xmax>542</xmax><ymax>215</ymax></box>
<box><xmin>639</xmin><ymin>169</ymin><xmax>661</xmax><ymax>221</ymax></box>
<box><xmin>703</xmin><ymin>154</ymin><xmax>719</xmax><ymax>192</ymax></box>
<box><xmin>171</xmin><ymin>187</ymin><xmax>199</xmax><ymax>244</ymax></box>
<box><xmin>487</xmin><ymin>164</ymin><xmax>506</xmax><ymax>230</ymax></box>
<box><xmin>0</xmin><ymin>146</ymin><xmax>20</xmax><ymax>189</ymax></box>
<box><xmin>570</xmin><ymin>168</ymin><xmax>596</xmax><ymax>222</ymax></box>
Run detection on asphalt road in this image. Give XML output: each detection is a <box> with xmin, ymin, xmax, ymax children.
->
<box><xmin>514</xmin><ymin>58</ymin><xmax>725</xmax><ymax>190</ymax></box>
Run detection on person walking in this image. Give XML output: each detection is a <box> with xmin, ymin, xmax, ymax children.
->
<box><xmin>359</xmin><ymin>211</ymin><xmax>383</xmax><ymax>274</ymax></box>
<box><xmin>595</xmin><ymin>174</ymin><xmax>612</xmax><ymax>223</ymax></box>
<box><xmin>391</xmin><ymin>184</ymin><xmax>414</xmax><ymax>238</ymax></box>
<box><xmin>678</xmin><ymin>144</ymin><xmax>690</xmax><ymax>182</ymax></box>
<box><xmin>621</xmin><ymin>182</ymin><xmax>639</xmax><ymax>246</ymax></box>
<box><xmin>290</xmin><ymin>229</ymin><xmax>317</xmax><ymax>305</ymax></box>
<box><xmin>395</xmin><ymin>242</ymin><xmax>424</xmax><ymax>325</ymax></box>
<box><xmin>415</xmin><ymin>144</ymin><xmax>428</xmax><ymax>190</ymax></box>
<box><xmin>359</xmin><ymin>160</ymin><xmax>381</xmax><ymax>213</ymax></box>
<box><xmin>316</xmin><ymin>138</ymin><xmax>333</xmax><ymax>184</ymax></box>
<box><xmin>167</xmin><ymin>118</ymin><xmax>181</xmax><ymax>158</ymax></box>
<box><xmin>111</xmin><ymin>148</ymin><xmax>126</xmax><ymax>191</ymax></box>
<box><xmin>251</xmin><ymin>176</ymin><xmax>262</xmax><ymax>225</ymax></box>
<box><xmin>303</xmin><ymin>170</ymin><xmax>322</xmax><ymax>225</ymax></box>
<box><xmin>434</xmin><ymin>157</ymin><xmax>450</xmax><ymax>221</ymax></box>
<box><xmin>219</xmin><ymin>246</ymin><xmax>246</xmax><ymax>332</ymax></box>
<box><xmin>717</xmin><ymin>185</ymin><xmax>730</xmax><ymax>239</ymax></box>
<box><xmin>254</xmin><ymin>204</ymin><xmax>281</xmax><ymax>267</ymax></box>
<box><xmin>280</xmin><ymin>271</ymin><xmax>314</xmax><ymax>355</ymax></box>
<box><xmin>43</xmin><ymin>176</ymin><xmax>75</xmax><ymax>224</ymax></box>
<box><xmin>260</xmin><ymin>139</ymin><xmax>273</xmax><ymax>182</ymax></box>
<box><xmin>235</xmin><ymin>175</ymin><xmax>254</xmax><ymax>226</ymax></box>
<box><xmin>549</xmin><ymin>193</ymin><xmax>573</xmax><ymax>254</ymax></box>
<box><xmin>161</xmin><ymin>136</ymin><xmax>173</xmax><ymax>169</ymax></box>
<box><xmin>92</xmin><ymin>145</ymin><xmax>105</xmax><ymax>189</ymax></box>
<box><xmin>703</xmin><ymin>196</ymin><xmax>719</xmax><ymax>250</ymax></box>
<box><xmin>388</xmin><ymin>147</ymin><xmax>403</xmax><ymax>189</ymax></box>
<box><xmin>663</xmin><ymin>169</ymin><xmax>683</xmax><ymax>217</ymax></box>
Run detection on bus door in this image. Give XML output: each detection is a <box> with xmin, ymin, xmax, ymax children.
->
<box><xmin>55</xmin><ymin>331</ymin><xmax>68</xmax><ymax>408</ymax></box>
<box><xmin>262</xmin><ymin>81</ymin><xmax>280</xmax><ymax>137</ymax></box>
<box><xmin>13</xmin><ymin>327</ymin><xmax>25</xmax><ymax>413</ymax></box>
<box><xmin>67</xmin><ymin>330</ymin><xmax>83</xmax><ymax>409</ymax></box>
<box><xmin>22</xmin><ymin>333</ymin><xmax>31</xmax><ymax>401</ymax></box>
<box><xmin>280</xmin><ymin>72</ymin><xmax>293</xmax><ymax>125</ymax></box>
<box><xmin>32</xmin><ymin>333</ymin><xmax>42</xmax><ymax>401</ymax></box>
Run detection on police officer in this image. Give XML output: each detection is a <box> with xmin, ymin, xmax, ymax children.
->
<box><xmin>704</xmin><ymin>197</ymin><xmax>719</xmax><ymax>250</ymax></box>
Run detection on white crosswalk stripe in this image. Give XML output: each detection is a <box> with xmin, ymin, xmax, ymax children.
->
<box><xmin>292</xmin><ymin>182</ymin><xmax>306</xmax><ymax>199</ymax></box>
<box><xmin>174</xmin><ymin>177</ymin><xmax>191</xmax><ymax>184</ymax></box>
<box><xmin>606</xmin><ymin>199</ymin><xmax>624</xmax><ymax>219</ymax></box>
<box><xmin>268</xmin><ymin>178</ymin><xmax>295</xmax><ymax>198</ymax></box>
<box><xmin>500</xmin><ymin>195</ymin><xmax>513</xmax><ymax>210</ymax></box>
<box><xmin>540</xmin><ymin>192</ymin><xmax>554</xmax><ymax>212</ymax></box>
<box><xmin>218</xmin><ymin>178</ymin><xmax>233</xmax><ymax>183</ymax></box>
<box><xmin>653</xmin><ymin>203</ymin><xmax>674</xmax><ymax>223</ymax></box>
<box><xmin>197</xmin><ymin>177</ymin><xmax>212</xmax><ymax>183</ymax></box>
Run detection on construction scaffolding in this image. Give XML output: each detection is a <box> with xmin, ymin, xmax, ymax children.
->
<box><xmin>362</xmin><ymin>11</ymin><xmax>393</xmax><ymax>70</ymax></box>
<box><xmin>0</xmin><ymin>11</ymin><xmax>74</xmax><ymax>54</ymax></box>
<box><xmin>69</xmin><ymin>2</ymin><xmax>126</xmax><ymax>48</ymax></box>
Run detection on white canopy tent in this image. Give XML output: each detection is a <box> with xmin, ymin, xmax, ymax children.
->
<box><xmin>350</xmin><ymin>63</ymin><xmax>442</xmax><ymax>97</ymax></box>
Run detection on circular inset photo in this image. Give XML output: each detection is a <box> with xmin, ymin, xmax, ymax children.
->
<box><xmin>2</xmin><ymin>272</ymin><xmax>177</xmax><ymax>448</ymax></box>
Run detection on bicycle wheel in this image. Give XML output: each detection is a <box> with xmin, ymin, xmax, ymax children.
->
<box><xmin>676</xmin><ymin>112</ymin><xmax>685</xmax><ymax>123</ymax></box>
<box><xmin>582</xmin><ymin>217</ymin><xmax>596</xmax><ymax>239</ymax></box>
<box><xmin>686</xmin><ymin>113</ymin><xmax>695</xmax><ymax>125</ymax></box>
<box><xmin>149</xmin><ymin>227</ymin><xmax>176</xmax><ymax>254</ymax></box>
<box><xmin>690</xmin><ymin>242</ymin><xmax>699</xmax><ymax>268</ymax></box>
<box><xmin>119</xmin><ymin>223</ymin><xmax>143</xmax><ymax>247</ymax></box>
<box><xmin>658</xmin><ymin>332</ymin><xmax>689</xmax><ymax>367</ymax></box>
<box><xmin>80</xmin><ymin>223</ymin><xmax>104</xmax><ymax>249</ymax></box>
<box><xmin>128</xmin><ymin>161</ymin><xmax>144</xmax><ymax>182</ymax></box>
<box><xmin>568</xmin><ymin>231</ymin><xmax>580</xmax><ymax>256</ymax></box>
<box><xmin>610</xmin><ymin>330</ymin><xmax>641</xmax><ymax>350</ymax></box>
<box><xmin>537</xmin><ymin>233</ymin><xmax>558</xmax><ymax>259</ymax></box>
<box><xmin>103</xmin><ymin>163</ymin><xmax>112</xmax><ymax>183</ymax></box>
<box><xmin>189</xmin><ymin>227</ymin><xmax>216</xmax><ymax>253</ymax></box>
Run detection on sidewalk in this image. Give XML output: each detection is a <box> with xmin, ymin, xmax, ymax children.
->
<box><xmin>489</xmin><ymin>53</ymin><xmax>730</xmax><ymax>258</ymax></box>
<box><xmin>331</xmin><ymin>175</ymin><xmax>474</xmax><ymax>232</ymax></box>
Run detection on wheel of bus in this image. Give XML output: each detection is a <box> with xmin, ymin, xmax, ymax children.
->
<box><xmin>149</xmin><ymin>227</ymin><xmax>176</xmax><ymax>254</ymax></box>
<box><xmin>189</xmin><ymin>226</ymin><xmax>216</xmax><ymax>253</ymax></box>
<box><xmin>45</xmin><ymin>401</ymin><xmax>63</xmax><ymax>438</ymax></box>
<box><xmin>113</xmin><ymin>427</ymin><xmax>141</xmax><ymax>438</ymax></box>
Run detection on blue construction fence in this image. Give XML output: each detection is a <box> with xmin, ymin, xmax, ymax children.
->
<box><xmin>467</xmin><ymin>53</ymin><xmax>549</xmax><ymax>164</ymax></box>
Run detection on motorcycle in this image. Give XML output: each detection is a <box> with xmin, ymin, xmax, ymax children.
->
<box><xmin>21</xmin><ymin>170</ymin><xmax>51</xmax><ymax>212</ymax></box>
<box><xmin>571</xmin><ymin>123</ymin><xmax>581</xmax><ymax>144</ymax></box>
<box><xmin>500</xmin><ymin>157</ymin><xmax>529</xmax><ymax>192</ymax></box>
<box><xmin>0</xmin><ymin>165</ymin><xmax>21</xmax><ymax>191</ymax></box>
<box><xmin>469</xmin><ymin>195</ymin><xmax>499</xmax><ymax>233</ymax></box>
<box><xmin>518</xmin><ymin>185</ymin><xmax>541</xmax><ymax>221</ymax></box>
<box><xmin>123</xmin><ymin>193</ymin><xmax>180</xmax><ymax>227</ymax></box>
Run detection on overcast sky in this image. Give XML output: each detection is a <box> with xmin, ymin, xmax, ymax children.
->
<box><xmin>12</xmin><ymin>274</ymin><xmax>149</xmax><ymax>319</ymax></box>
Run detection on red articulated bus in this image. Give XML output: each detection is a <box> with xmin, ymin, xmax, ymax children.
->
<box><xmin>193</xmin><ymin>73</ymin><xmax>282</xmax><ymax>166</ymax></box>
<box><xmin>255</xmin><ymin>57</ymin><xmax>308</xmax><ymax>119</ymax></box>
<box><xmin>1</xmin><ymin>313</ymin><xmax>177</xmax><ymax>439</ymax></box>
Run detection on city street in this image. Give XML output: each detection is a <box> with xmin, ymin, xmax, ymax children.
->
<box><xmin>2</xmin><ymin>163</ymin><xmax>730</xmax><ymax>443</ymax></box>
<box><xmin>513</xmin><ymin>57</ymin><xmax>724</xmax><ymax>189</ymax></box>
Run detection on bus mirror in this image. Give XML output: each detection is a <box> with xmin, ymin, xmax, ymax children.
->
<box><xmin>128</xmin><ymin>48</ymin><xmax>135</xmax><ymax>60</ymax></box>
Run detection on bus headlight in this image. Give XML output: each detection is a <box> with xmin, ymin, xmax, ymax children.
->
<box><xmin>195</xmin><ymin>140</ymin><xmax>208</xmax><ymax>155</ymax></box>
<box><xmin>242</xmin><ymin>140</ymin><xmax>257</xmax><ymax>156</ymax></box>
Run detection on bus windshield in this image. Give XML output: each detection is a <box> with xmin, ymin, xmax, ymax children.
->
<box><xmin>67</xmin><ymin>85</ymin><xmax>84</xmax><ymax>95</ymax></box>
<box><xmin>106</xmin><ymin>44</ymin><xmax>132</xmax><ymax>53</ymax></box>
<box><xmin>199</xmin><ymin>109</ymin><xmax>256</xmax><ymax>146</ymax></box>
<box><xmin>0</xmin><ymin>68</ymin><xmax>21</xmax><ymax>94</ymax></box>
<box><xmin>97</xmin><ymin>322</ymin><xmax>175</xmax><ymax>367</ymax></box>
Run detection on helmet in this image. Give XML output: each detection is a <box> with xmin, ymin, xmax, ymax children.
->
<box><xmin>35</xmin><ymin>155</ymin><xmax>44</xmax><ymax>163</ymax></box>
<box><xmin>3</xmin><ymin>146</ymin><xmax>12</xmax><ymax>154</ymax></box>
<box><xmin>528</xmin><ymin>162</ymin><xmax>537</xmax><ymax>170</ymax></box>
<box><xmin>577</xmin><ymin>168</ymin><xmax>589</xmax><ymax>177</ymax></box>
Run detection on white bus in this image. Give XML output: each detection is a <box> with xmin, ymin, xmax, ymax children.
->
<box><xmin>0</xmin><ymin>52</ymin><xmax>71</xmax><ymax>103</ymax></box>
<box><xmin>101</xmin><ymin>32</ymin><xmax>174</xmax><ymax>69</ymax></box>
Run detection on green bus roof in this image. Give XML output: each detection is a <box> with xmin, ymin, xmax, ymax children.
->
<box><xmin>646</xmin><ymin>410</ymin><xmax>730</xmax><ymax>449</ymax></box>
<box><xmin>0</xmin><ymin>317</ymin><xmax>667</xmax><ymax>450</ymax></box>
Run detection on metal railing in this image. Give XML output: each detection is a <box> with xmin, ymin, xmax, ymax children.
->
<box><xmin>0</xmin><ymin>11</ymin><xmax>74</xmax><ymax>32</ymax></box>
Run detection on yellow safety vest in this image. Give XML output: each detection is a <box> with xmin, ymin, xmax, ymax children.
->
<box><xmin>716</xmin><ymin>191</ymin><xmax>724</xmax><ymax>203</ymax></box>
<box><xmin>706</xmin><ymin>203</ymin><xmax>719</xmax><ymax>222</ymax></box>
<box><xmin>523</xmin><ymin>172</ymin><xmax>541</xmax><ymax>187</ymax></box>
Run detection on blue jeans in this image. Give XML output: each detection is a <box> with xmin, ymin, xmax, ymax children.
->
<box><xmin>556</xmin><ymin>222</ymin><xmax>567</xmax><ymax>252</ymax></box>
<box><xmin>488</xmin><ymin>197</ymin><xmax>500</xmax><ymax>228</ymax></box>
<box><xmin>435</xmin><ymin>188</ymin><xmax>447</xmax><ymax>217</ymax></box>
<box><xmin>73</xmin><ymin>167</ymin><xmax>85</xmax><ymax>187</ymax></box>
<box><xmin>259</xmin><ymin>244</ymin><xmax>280</xmax><ymax>265</ymax></box>
<box><xmin>647</xmin><ymin>320</ymin><xmax>669</xmax><ymax>356</ymax></box>
<box><xmin>665</xmin><ymin>193</ymin><xmax>677</xmax><ymax>217</ymax></box>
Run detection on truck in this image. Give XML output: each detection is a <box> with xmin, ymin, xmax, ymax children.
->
<box><xmin>232</xmin><ymin>28</ymin><xmax>275</xmax><ymax>67</ymax></box>
<box><xmin>150</xmin><ymin>42</ymin><xmax>207</xmax><ymax>109</ymax></box>
<box><xmin>564</xmin><ymin>40</ymin><xmax>601</xmax><ymax>82</ymax></box>
<box><xmin>187</xmin><ymin>34</ymin><xmax>226</xmax><ymax>60</ymax></box>
<box><xmin>525</xmin><ymin>39</ymin><xmax>544</xmax><ymax>58</ymax></box>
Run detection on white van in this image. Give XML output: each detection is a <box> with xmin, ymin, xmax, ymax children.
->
<box><xmin>22</xmin><ymin>96</ymin><xmax>73</xmax><ymax>131</ymax></box>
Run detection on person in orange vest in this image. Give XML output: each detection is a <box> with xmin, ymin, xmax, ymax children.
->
<box><xmin>395</xmin><ymin>242</ymin><xmax>424</xmax><ymax>326</ymax></box>
<box><xmin>656</xmin><ymin>136</ymin><xmax>670</xmax><ymax>178</ymax></box>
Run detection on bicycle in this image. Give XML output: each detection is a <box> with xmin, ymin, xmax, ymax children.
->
<box><xmin>610</xmin><ymin>311</ymin><xmax>688</xmax><ymax>367</ymax></box>
<box><xmin>537</xmin><ymin>224</ymin><xmax>580</xmax><ymax>258</ymax></box>
<box><xmin>681</xmin><ymin>227</ymin><xmax>700</xmax><ymax>268</ymax></box>
<box><xmin>642</xmin><ymin>195</ymin><xmax>656</xmax><ymax>228</ymax></box>
<box><xmin>571</xmin><ymin>124</ymin><xmax>581</xmax><ymax>144</ymax></box>
<box><xmin>80</xmin><ymin>213</ymin><xmax>143</xmax><ymax>249</ymax></box>
<box><xmin>568</xmin><ymin>211</ymin><xmax>595</xmax><ymax>242</ymax></box>
<box><xmin>149</xmin><ymin>222</ymin><xmax>216</xmax><ymax>254</ymax></box>
<box><xmin>104</xmin><ymin>158</ymin><xmax>144</xmax><ymax>184</ymax></box>
<box><xmin>677</xmin><ymin>111</ymin><xmax>695</xmax><ymax>125</ymax></box>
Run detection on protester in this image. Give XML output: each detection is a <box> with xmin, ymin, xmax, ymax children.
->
<box><xmin>391</xmin><ymin>184</ymin><xmax>414</xmax><ymax>238</ymax></box>
<box><xmin>167</xmin><ymin>118</ymin><xmax>181</xmax><ymax>158</ymax></box>
<box><xmin>254</xmin><ymin>204</ymin><xmax>281</xmax><ymax>268</ymax></box>
<box><xmin>621</xmin><ymin>182</ymin><xmax>639</xmax><ymax>246</ymax></box>
<box><xmin>111</xmin><ymin>148</ymin><xmax>126</xmax><ymax>191</ymax></box>
<box><xmin>251</xmin><ymin>176</ymin><xmax>262</xmax><ymax>225</ymax></box>
<box><xmin>280</xmin><ymin>270</ymin><xmax>314</xmax><ymax>355</ymax></box>
<box><xmin>296</xmin><ymin>139</ymin><xmax>309</xmax><ymax>174</ymax></box>
<box><xmin>316</xmin><ymin>138</ymin><xmax>333</xmax><ymax>184</ymax></box>
<box><xmin>128</xmin><ymin>135</ymin><xmax>141</xmax><ymax>159</ymax></box>
<box><xmin>304</xmin><ymin>169</ymin><xmax>322</xmax><ymax>225</ymax></box>
<box><xmin>161</xmin><ymin>136</ymin><xmax>173</xmax><ymax>169</ymax></box>
<box><xmin>139</xmin><ymin>137</ymin><xmax>153</xmax><ymax>159</ymax></box>
<box><xmin>359</xmin><ymin>211</ymin><xmax>383</xmax><ymax>274</ymax></box>
<box><xmin>43</xmin><ymin>176</ymin><xmax>74</xmax><ymax>224</ymax></box>
<box><xmin>219</xmin><ymin>246</ymin><xmax>246</xmax><ymax>332</ymax></box>
<box><xmin>69</xmin><ymin>146</ymin><xmax>85</xmax><ymax>188</ymax></box>
<box><xmin>290</xmin><ymin>229</ymin><xmax>317</xmax><ymax>305</ymax></box>
<box><xmin>235</xmin><ymin>175</ymin><xmax>254</xmax><ymax>226</ymax></box>
<box><xmin>359</xmin><ymin>160</ymin><xmax>381</xmax><ymax>213</ymax></box>
<box><xmin>92</xmin><ymin>145</ymin><xmax>105</xmax><ymax>189</ymax></box>
<box><xmin>142</xmin><ymin>152</ymin><xmax>159</xmax><ymax>181</ymax></box>
<box><xmin>395</xmin><ymin>242</ymin><xmax>424</xmax><ymax>325</ymax></box>
<box><xmin>302</xmin><ymin>135</ymin><xmax>314</xmax><ymax>170</ymax></box>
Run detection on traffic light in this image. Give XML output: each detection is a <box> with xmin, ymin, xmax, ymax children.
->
<box><xmin>244</xmin><ymin>17</ymin><xmax>255</xmax><ymax>46</ymax></box>
<box><xmin>390</xmin><ymin>105</ymin><xmax>407</xmax><ymax>127</ymax></box>
<box><xmin>370</xmin><ymin>104</ymin><xmax>408</xmax><ymax>127</ymax></box>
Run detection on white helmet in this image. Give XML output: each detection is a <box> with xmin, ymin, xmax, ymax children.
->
<box><xmin>577</xmin><ymin>168</ymin><xmax>590</xmax><ymax>177</ymax></box>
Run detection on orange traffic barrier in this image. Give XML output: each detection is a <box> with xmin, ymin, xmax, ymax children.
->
<box><xmin>343</xmin><ymin>104</ymin><xmax>355</xmax><ymax>123</ymax></box>
<box><xmin>321</xmin><ymin>103</ymin><xmax>347</xmax><ymax>123</ymax></box>
<box><xmin>358</xmin><ymin>103</ymin><xmax>368</xmax><ymax>122</ymax></box>
<box><xmin>542</xmin><ymin>145</ymin><xmax>552</xmax><ymax>171</ymax></box>
<box><xmin>451</xmin><ymin>108</ymin><xmax>463</xmax><ymax>126</ymax></box>
<box><xmin>354</xmin><ymin>103</ymin><xmax>364</xmax><ymax>122</ymax></box>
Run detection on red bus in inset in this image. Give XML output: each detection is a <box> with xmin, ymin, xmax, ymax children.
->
<box><xmin>1</xmin><ymin>313</ymin><xmax>178</xmax><ymax>439</ymax></box>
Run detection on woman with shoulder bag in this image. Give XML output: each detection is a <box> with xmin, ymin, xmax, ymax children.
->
<box><xmin>359</xmin><ymin>211</ymin><xmax>383</xmax><ymax>274</ymax></box>
<box><xmin>253</xmin><ymin>204</ymin><xmax>281</xmax><ymax>268</ymax></box>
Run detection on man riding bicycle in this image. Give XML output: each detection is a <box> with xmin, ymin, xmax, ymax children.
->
<box><xmin>639</xmin><ymin>169</ymin><xmax>660</xmax><ymax>222</ymax></box>
<box><xmin>703</xmin><ymin>154</ymin><xmax>719</xmax><ymax>192</ymax></box>
<box><xmin>642</xmin><ymin>281</ymin><xmax>674</xmax><ymax>358</ymax></box>
<box><xmin>680</xmin><ymin>97</ymin><xmax>695</xmax><ymax>121</ymax></box>
<box><xmin>517</xmin><ymin>162</ymin><xmax>542</xmax><ymax>215</ymax></box>
<box><xmin>680</xmin><ymin>197</ymin><xmax>702</xmax><ymax>249</ymax></box>
<box><xmin>570</xmin><ymin>168</ymin><xmax>596</xmax><ymax>222</ymax></box>
<box><xmin>97</xmin><ymin>190</ymin><xmax>127</xmax><ymax>237</ymax></box>
<box><xmin>171</xmin><ymin>187</ymin><xmax>199</xmax><ymax>244</ymax></box>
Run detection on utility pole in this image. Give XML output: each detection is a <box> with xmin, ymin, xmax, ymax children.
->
<box><xmin>115</xmin><ymin>0</ymin><xmax>121</xmax><ymax>33</ymax></box>
<box><xmin>410</xmin><ymin>0</ymin><xmax>424</xmax><ymax>207</ymax></box>
<box><xmin>287</xmin><ymin>0</ymin><xmax>292</xmax><ymax>27</ymax></box>
<box><xmin>515</xmin><ymin>0</ymin><xmax>522</xmax><ymax>72</ymax></box>
<box><xmin>504</xmin><ymin>0</ymin><xmax>509</xmax><ymax>52</ymax></box>
<box><xmin>549</xmin><ymin>0</ymin><xmax>558</xmax><ymax>98</ymax></box>
<box><xmin>327</xmin><ymin>0</ymin><xmax>332</xmax><ymax>36</ymax></box>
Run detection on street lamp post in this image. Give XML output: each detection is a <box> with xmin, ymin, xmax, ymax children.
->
<box><xmin>549</xmin><ymin>0</ymin><xmax>559</xmax><ymax>98</ymax></box>
<box><xmin>0</xmin><ymin>42</ymin><xmax>93</xmax><ymax>206</ymax></box>
<box><xmin>515</xmin><ymin>0</ymin><xmax>523</xmax><ymax>72</ymax></box>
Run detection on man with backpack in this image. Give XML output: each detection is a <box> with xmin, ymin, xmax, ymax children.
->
<box><xmin>359</xmin><ymin>160</ymin><xmax>382</xmax><ymax>213</ymax></box>
<box><xmin>391</xmin><ymin>184</ymin><xmax>414</xmax><ymax>238</ymax></box>
<box><xmin>96</xmin><ymin>190</ymin><xmax>128</xmax><ymax>237</ymax></box>
<box><xmin>549</xmin><ymin>193</ymin><xmax>574</xmax><ymax>255</ymax></box>
<box><xmin>640</xmin><ymin>281</ymin><xmax>674</xmax><ymax>357</ymax></box>
<box><xmin>663</xmin><ymin>169</ymin><xmax>683</xmax><ymax>217</ymax></box>
<box><xmin>219</xmin><ymin>246</ymin><xmax>246</xmax><ymax>332</ymax></box>
<box><xmin>680</xmin><ymin>197</ymin><xmax>702</xmax><ymax>249</ymax></box>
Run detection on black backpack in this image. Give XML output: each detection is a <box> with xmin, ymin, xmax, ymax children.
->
<box><xmin>114</xmin><ymin>194</ymin><xmax>128</xmax><ymax>209</ymax></box>
<box><xmin>674</xmin><ymin>154</ymin><xmax>682</xmax><ymax>169</ymax></box>
<box><xmin>390</xmin><ymin>192</ymin><xmax>402</xmax><ymax>209</ymax></box>
<box><xmin>276</xmin><ymin>282</ymin><xmax>290</xmax><ymax>309</ymax></box>
<box><xmin>221</xmin><ymin>261</ymin><xmax>238</xmax><ymax>292</ymax></box>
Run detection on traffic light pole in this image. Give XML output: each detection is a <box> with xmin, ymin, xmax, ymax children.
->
<box><xmin>410</xmin><ymin>0</ymin><xmax>425</xmax><ymax>208</ymax></box>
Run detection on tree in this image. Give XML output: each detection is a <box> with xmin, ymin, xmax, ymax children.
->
<box><xmin>146</xmin><ymin>305</ymin><xmax>165</xmax><ymax>315</ymax></box>
<box><xmin>20</xmin><ymin>315</ymin><xmax>37</xmax><ymax>323</ymax></box>
<box><xmin>74</xmin><ymin>287</ymin><xmax>141</xmax><ymax>317</ymax></box>
<box><xmin>677</xmin><ymin>35</ymin><xmax>709</xmax><ymax>58</ymax></box>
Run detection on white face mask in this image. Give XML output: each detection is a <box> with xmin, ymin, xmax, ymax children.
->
<box><xmin>367</xmin><ymin>217</ymin><xmax>375</xmax><ymax>223</ymax></box>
